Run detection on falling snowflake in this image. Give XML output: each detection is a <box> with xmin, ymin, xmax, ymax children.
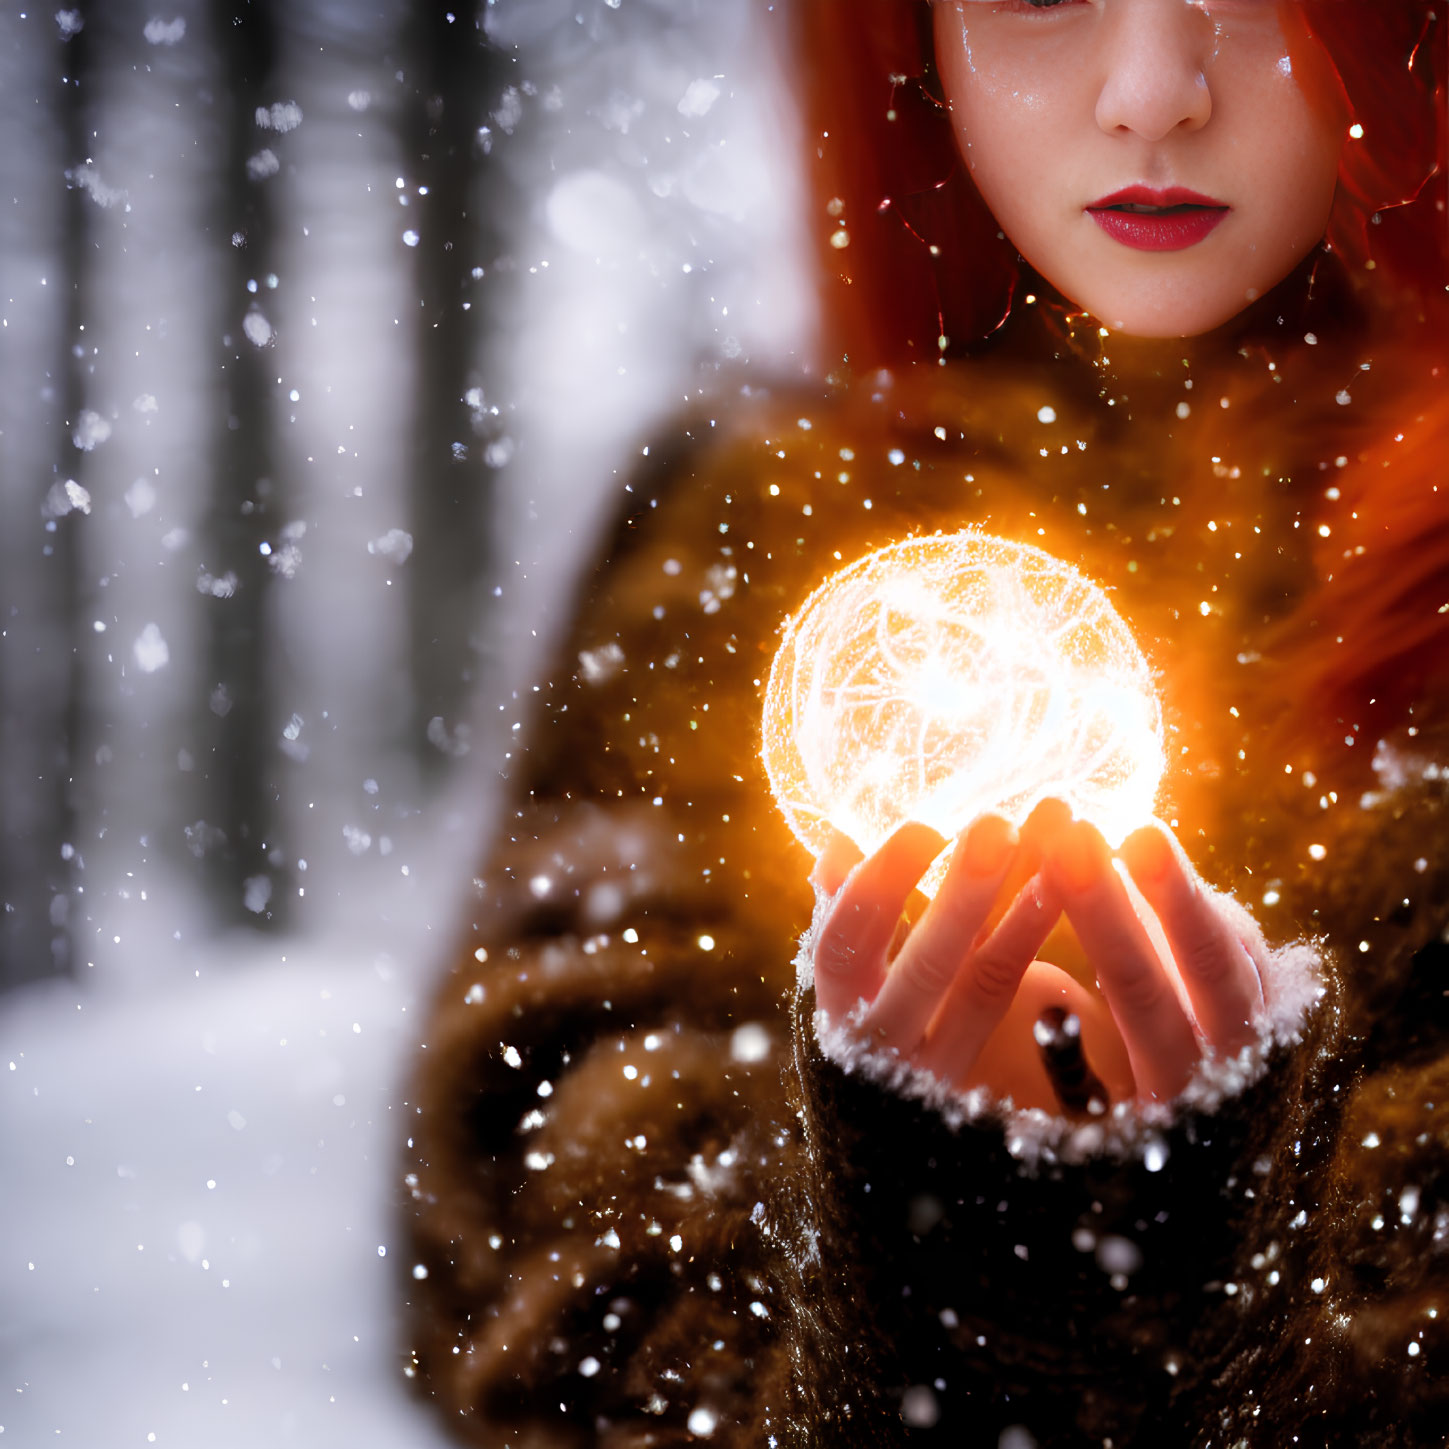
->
<box><xmin>143</xmin><ymin>17</ymin><xmax>186</xmax><ymax>45</ymax></box>
<box><xmin>133</xmin><ymin>623</ymin><xmax>170</xmax><ymax>674</ymax></box>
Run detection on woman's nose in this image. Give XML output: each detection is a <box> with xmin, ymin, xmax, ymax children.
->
<box><xmin>1094</xmin><ymin>0</ymin><xmax>1214</xmax><ymax>142</ymax></box>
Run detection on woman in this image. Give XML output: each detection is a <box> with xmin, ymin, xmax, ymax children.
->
<box><xmin>403</xmin><ymin>3</ymin><xmax>1449</xmax><ymax>1444</ymax></box>
<box><xmin>803</xmin><ymin>0</ymin><xmax>1441</xmax><ymax>1112</ymax></box>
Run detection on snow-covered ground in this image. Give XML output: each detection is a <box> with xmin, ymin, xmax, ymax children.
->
<box><xmin>1</xmin><ymin>946</ymin><xmax>455</xmax><ymax>1448</ymax></box>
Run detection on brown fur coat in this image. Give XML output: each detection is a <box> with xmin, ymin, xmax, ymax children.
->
<box><xmin>402</xmin><ymin>316</ymin><xmax>1449</xmax><ymax>1447</ymax></box>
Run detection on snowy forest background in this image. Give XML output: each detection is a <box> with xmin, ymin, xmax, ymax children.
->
<box><xmin>1</xmin><ymin>1</ymin><xmax>807</xmax><ymax>1441</ymax></box>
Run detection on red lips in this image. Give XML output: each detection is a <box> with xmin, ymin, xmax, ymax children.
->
<box><xmin>1086</xmin><ymin>185</ymin><xmax>1229</xmax><ymax>252</ymax></box>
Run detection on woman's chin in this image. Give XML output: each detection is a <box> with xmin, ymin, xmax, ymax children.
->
<box><xmin>1062</xmin><ymin>261</ymin><xmax>1316</xmax><ymax>342</ymax></box>
<box><xmin>1078</xmin><ymin>296</ymin><xmax>1258</xmax><ymax>342</ymax></box>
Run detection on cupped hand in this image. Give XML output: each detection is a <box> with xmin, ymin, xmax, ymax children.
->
<box><xmin>809</xmin><ymin>805</ymin><xmax>1269</xmax><ymax>1111</ymax></box>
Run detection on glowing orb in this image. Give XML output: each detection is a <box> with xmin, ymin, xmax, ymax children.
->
<box><xmin>761</xmin><ymin>533</ymin><xmax>1164</xmax><ymax>895</ymax></box>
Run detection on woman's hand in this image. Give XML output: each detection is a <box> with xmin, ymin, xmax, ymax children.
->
<box><xmin>809</xmin><ymin>805</ymin><xmax>1269</xmax><ymax>1112</ymax></box>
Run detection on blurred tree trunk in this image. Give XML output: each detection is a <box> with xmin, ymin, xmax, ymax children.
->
<box><xmin>0</xmin><ymin>1</ymin><xmax>503</xmax><ymax>988</ymax></box>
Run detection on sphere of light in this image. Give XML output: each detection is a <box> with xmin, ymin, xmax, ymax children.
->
<box><xmin>761</xmin><ymin>532</ymin><xmax>1164</xmax><ymax>896</ymax></box>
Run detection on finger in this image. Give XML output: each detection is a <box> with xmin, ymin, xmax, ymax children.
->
<box><xmin>811</xmin><ymin>830</ymin><xmax>864</xmax><ymax>898</ymax></box>
<box><xmin>812</xmin><ymin>822</ymin><xmax>945</xmax><ymax>1022</ymax></box>
<box><xmin>976</xmin><ymin>795</ymin><xmax>1072</xmax><ymax>936</ymax></box>
<box><xmin>913</xmin><ymin>871</ymin><xmax>1060</xmax><ymax>1082</ymax></box>
<box><xmin>860</xmin><ymin>815</ymin><xmax>1018</xmax><ymax>1053</ymax></box>
<box><xmin>1120</xmin><ymin>824</ymin><xmax>1265</xmax><ymax>1058</ymax></box>
<box><xmin>954</xmin><ymin>963</ymin><xmax>1061</xmax><ymax>1112</ymax></box>
<box><xmin>1019</xmin><ymin>796</ymin><xmax>1074</xmax><ymax>859</ymax></box>
<box><xmin>1046</xmin><ymin>821</ymin><xmax>1200</xmax><ymax>1103</ymax></box>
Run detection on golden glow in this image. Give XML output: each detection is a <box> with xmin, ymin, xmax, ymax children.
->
<box><xmin>762</xmin><ymin>533</ymin><xmax>1164</xmax><ymax>895</ymax></box>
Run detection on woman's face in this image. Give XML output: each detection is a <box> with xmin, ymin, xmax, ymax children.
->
<box><xmin>932</xmin><ymin>0</ymin><xmax>1348</xmax><ymax>338</ymax></box>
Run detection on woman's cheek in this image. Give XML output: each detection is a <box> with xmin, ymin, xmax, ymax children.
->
<box><xmin>1252</xmin><ymin>99</ymin><xmax>1343</xmax><ymax>271</ymax></box>
<box><xmin>1277</xmin><ymin>6</ymin><xmax>1351</xmax><ymax>136</ymax></box>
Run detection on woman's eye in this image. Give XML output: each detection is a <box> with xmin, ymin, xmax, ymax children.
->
<box><xmin>953</xmin><ymin>0</ymin><xmax>1090</xmax><ymax>12</ymax></box>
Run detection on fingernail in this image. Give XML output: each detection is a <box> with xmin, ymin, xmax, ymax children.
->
<box><xmin>884</xmin><ymin>821</ymin><xmax>948</xmax><ymax>882</ymax></box>
<box><xmin>962</xmin><ymin>814</ymin><xmax>1017</xmax><ymax>876</ymax></box>
<box><xmin>1054</xmin><ymin>821</ymin><xmax>1108</xmax><ymax>894</ymax></box>
<box><xmin>1021</xmin><ymin>796</ymin><xmax>1072</xmax><ymax>850</ymax></box>
<box><xmin>1123</xmin><ymin>826</ymin><xmax>1173</xmax><ymax>884</ymax></box>
<box><xmin>811</xmin><ymin>830</ymin><xmax>864</xmax><ymax>892</ymax></box>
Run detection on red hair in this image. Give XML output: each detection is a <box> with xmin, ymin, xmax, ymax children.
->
<box><xmin>791</xmin><ymin>0</ymin><xmax>1449</xmax><ymax>369</ymax></box>
<box><xmin>1281</xmin><ymin>390</ymin><xmax>1449</xmax><ymax>753</ymax></box>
